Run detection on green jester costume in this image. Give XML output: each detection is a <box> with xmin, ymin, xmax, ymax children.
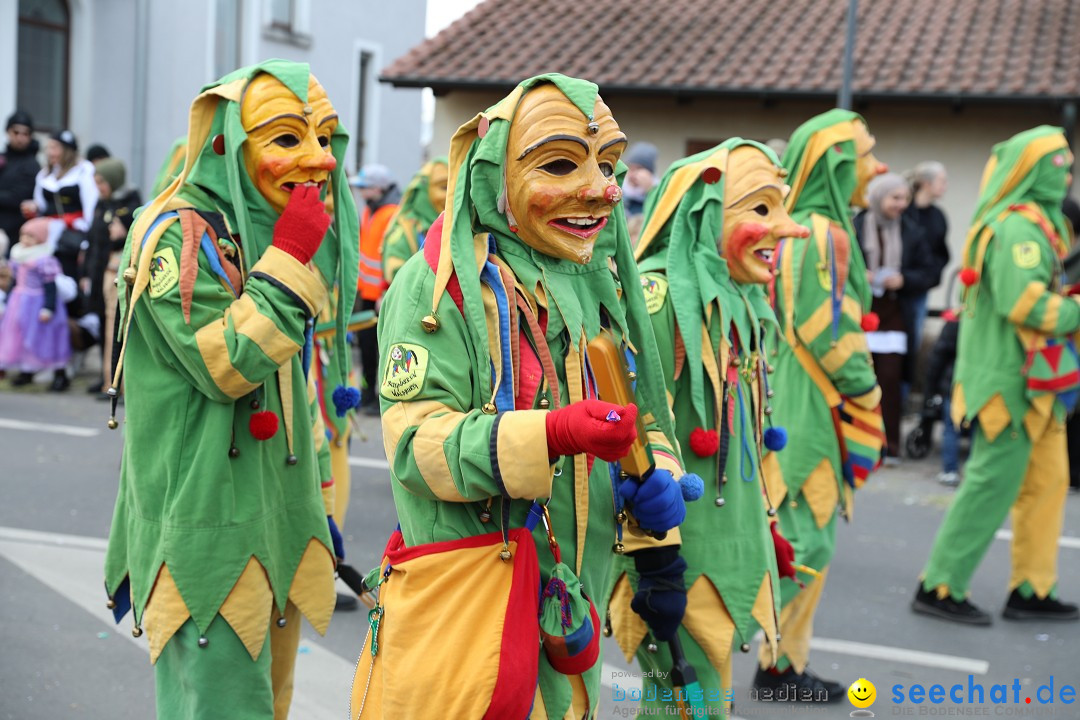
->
<box><xmin>380</xmin><ymin>156</ymin><xmax>448</xmax><ymax>284</ymax></box>
<box><xmin>364</xmin><ymin>75</ymin><xmax>689</xmax><ymax>719</ymax></box>
<box><xmin>609</xmin><ymin>139</ymin><xmax>811</xmax><ymax>711</ymax></box>
<box><xmin>103</xmin><ymin>60</ymin><xmax>359</xmax><ymax>718</ymax></box>
<box><xmin>756</xmin><ymin>110</ymin><xmax>886</xmax><ymax>688</ymax></box>
<box><xmin>915</xmin><ymin>127</ymin><xmax>1080</xmax><ymax>623</ymax></box>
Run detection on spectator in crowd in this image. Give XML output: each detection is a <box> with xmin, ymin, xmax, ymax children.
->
<box><xmin>21</xmin><ymin>130</ymin><xmax>99</xmax><ymax>280</ymax></box>
<box><xmin>83</xmin><ymin>157</ymin><xmax>141</xmax><ymax>394</ymax></box>
<box><xmin>1063</xmin><ymin>196</ymin><xmax>1080</xmax><ymax>492</ymax></box>
<box><xmin>350</xmin><ymin>163</ymin><xmax>400</xmax><ymax>414</ymax></box>
<box><xmin>855</xmin><ymin>172</ymin><xmax>936</xmax><ymax>462</ymax></box>
<box><xmin>86</xmin><ymin>144</ymin><xmax>111</xmax><ymax>165</ymax></box>
<box><xmin>903</xmin><ymin>161</ymin><xmax>950</xmax><ymax>373</ymax></box>
<box><xmin>622</xmin><ymin>141</ymin><xmax>658</xmax><ymax>217</ymax></box>
<box><xmin>925</xmin><ymin>310</ymin><xmax>962</xmax><ymax>485</ymax></box>
<box><xmin>0</xmin><ymin>217</ymin><xmax>71</xmax><ymax>390</ymax></box>
<box><xmin>0</xmin><ymin>111</ymin><xmax>40</xmax><ymax>258</ymax></box>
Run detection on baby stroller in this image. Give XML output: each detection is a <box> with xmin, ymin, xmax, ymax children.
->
<box><xmin>905</xmin><ymin>271</ymin><xmax>961</xmax><ymax>460</ymax></box>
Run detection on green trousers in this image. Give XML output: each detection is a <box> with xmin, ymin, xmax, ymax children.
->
<box><xmin>922</xmin><ymin>421</ymin><xmax>1068</xmax><ymax>601</ymax></box>
<box><xmin>155</xmin><ymin>603</ymin><xmax>301</xmax><ymax>719</ymax></box>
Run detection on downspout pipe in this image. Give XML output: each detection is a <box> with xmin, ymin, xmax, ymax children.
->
<box><xmin>838</xmin><ymin>0</ymin><xmax>858</xmax><ymax>110</ymax></box>
<box><xmin>131</xmin><ymin>0</ymin><xmax>150</xmax><ymax>192</ymax></box>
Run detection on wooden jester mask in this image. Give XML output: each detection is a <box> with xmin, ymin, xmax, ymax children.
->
<box><xmin>241</xmin><ymin>73</ymin><xmax>339</xmax><ymax>214</ymax></box>
<box><xmin>504</xmin><ymin>84</ymin><xmax>627</xmax><ymax>264</ymax></box>
<box><xmin>721</xmin><ymin>145</ymin><xmax>809</xmax><ymax>285</ymax></box>
<box><xmin>851</xmin><ymin>120</ymin><xmax>887</xmax><ymax>209</ymax></box>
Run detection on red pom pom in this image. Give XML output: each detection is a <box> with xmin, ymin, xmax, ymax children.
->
<box><xmin>860</xmin><ymin>312</ymin><xmax>880</xmax><ymax>332</ymax></box>
<box><xmin>959</xmin><ymin>267</ymin><xmax>979</xmax><ymax>286</ymax></box>
<box><xmin>249</xmin><ymin>411</ymin><xmax>279</xmax><ymax>440</ymax></box>
<box><xmin>688</xmin><ymin>427</ymin><xmax>720</xmax><ymax>457</ymax></box>
<box><xmin>942</xmin><ymin>308</ymin><xmax>958</xmax><ymax>322</ymax></box>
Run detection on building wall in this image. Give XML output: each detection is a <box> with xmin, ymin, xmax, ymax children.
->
<box><xmin>433</xmin><ymin>90</ymin><xmax>1075</xmax><ymax>309</ymax></box>
<box><xmin>3</xmin><ymin>0</ymin><xmax>424</xmax><ymax>198</ymax></box>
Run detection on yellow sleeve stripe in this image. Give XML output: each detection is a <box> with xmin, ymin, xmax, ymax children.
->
<box><xmin>1008</xmin><ymin>281</ymin><xmax>1047</xmax><ymax>326</ymax></box>
<box><xmin>194</xmin><ymin>313</ymin><xmax>260</xmax><ymax>399</ymax></box>
<box><xmin>820</xmin><ymin>333</ymin><xmax>870</xmax><ymax>375</ymax></box>
<box><xmin>1041</xmin><ymin>294</ymin><xmax>1061</xmax><ymax>332</ymax></box>
<box><xmin>496</xmin><ymin>410</ymin><xmax>554</xmax><ymax>499</ymax></box>
<box><xmin>797</xmin><ymin>296</ymin><xmax>862</xmax><ymax>342</ymax></box>
<box><xmin>230</xmin><ymin>294</ymin><xmax>302</xmax><ymax>367</ymax></box>
<box><xmin>382</xmin><ymin>399</ymin><xmax>470</xmax><ymax>502</ymax></box>
<box><xmin>250</xmin><ymin>247</ymin><xmax>329</xmax><ymax>316</ymax></box>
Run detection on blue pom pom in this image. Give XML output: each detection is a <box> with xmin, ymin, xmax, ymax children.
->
<box><xmin>764</xmin><ymin>426</ymin><xmax>788</xmax><ymax>452</ymax></box>
<box><xmin>332</xmin><ymin>385</ymin><xmax>362</xmax><ymax>417</ymax></box>
<box><xmin>679</xmin><ymin>473</ymin><xmax>705</xmax><ymax>502</ymax></box>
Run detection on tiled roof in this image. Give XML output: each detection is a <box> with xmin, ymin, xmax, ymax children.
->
<box><xmin>382</xmin><ymin>0</ymin><xmax>1080</xmax><ymax>100</ymax></box>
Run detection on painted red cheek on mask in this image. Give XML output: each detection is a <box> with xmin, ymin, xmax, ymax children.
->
<box><xmin>726</xmin><ymin>222</ymin><xmax>770</xmax><ymax>257</ymax></box>
<box><xmin>260</xmin><ymin>156</ymin><xmax>296</xmax><ymax>180</ymax></box>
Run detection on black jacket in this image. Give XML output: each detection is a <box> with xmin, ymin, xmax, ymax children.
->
<box><xmin>0</xmin><ymin>139</ymin><xmax>41</xmax><ymax>255</ymax></box>
<box><xmin>853</xmin><ymin>210</ymin><xmax>939</xmax><ymax>298</ymax></box>
<box><xmin>924</xmin><ymin>318</ymin><xmax>958</xmax><ymax>398</ymax></box>
<box><xmin>84</xmin><ymin>187</ymin><xmax>142</xmax><ymax>316</ymax></box>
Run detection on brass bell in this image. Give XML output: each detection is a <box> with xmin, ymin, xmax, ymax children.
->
<box><xmin>122</xmin><ymin>267</ymin><xmax>137</xmax><ymax>285</ymax></box>
<box><xmin>766</xmin><ymin>389</ymin><xmax>775</xmax><ymax>398</ymax></box>
<box><xmin>539</xmin><ymin>398</ymin><xmax>550</xmax><ymax>409</ymax></box>
<box><xmin>777</xmin><ymin>167</ymin><xmax>789</xmax><ymax>178</ymax></box>
<box><xmin>107</xmin><ymin>418</ymin><xmax>119</xmax><ymax>430</ymax></box>
<box><xmin>740</xmin><ymin>643</ymin><xmax>751</xmax><ymax>653</ymax></box>
<box><xmin>615</xmin><ymin>512</ymin><xmax>627</xmax><ymax>524</ymax></box>
<box><xmin>768</xmin><ymin>507</ymin><xmax>778</xmax><ymax>516</ymax></box>
<box><xmin>499</xmin><ymin>548</ymin><xmax>512</xmax><ymax>561</ymax></box>
<box><xmin>603</xmin><ymin>623</ymin><xmax>613</xmax><ymax>638</ymax></box>
<box><xmin>647</xmin><ymin>643</ymin><xmax>658</xmax><ymax>653</ymax></box>
<box><xmin>764</xmin><ymin>406</ymin><xmax>773</xmax><ymax>416</ymax></box>
<box><xmin>612</xmin><ymin>542</ymin><xmax>625</xmax><ymax>555</ymax></box>
<box><xmin>106</xmin><ymin>599</ymin><xmax>117</xmax><ymax>610</ymax></box>
<box><xmin>627</xmin><ymin>371</ymin><xmax>637</xmax><ymax>381</ymax></box>
<box><xmin>766</xmin><ymin>364</ymin><xmax>775</xmax><ymax>374</ymax></box>
<box><xmin>228</xmin><ymin>446</ymin><xmax>240</xmax><ymax>459</ymax></box>
<box><xmin>481</xmin><ymin>402</ymin><xmax>497</xmax><ymax>415</ymax></box>
<box><xmin>714</xmin><ymin>497</ymin><xmax>725</xmax><ymax>507</ymax></box>
<box><xmin>830</xmin><ymin>340</ymin><xmax>838</xmax><ymax>349</ymax></box>
<box><xmin>198</xmin><ymin>636</ymin><xmax>209</xmax><ymax>648</ymax></box>
<box><xmin>775</xmin><ymin>633</ymin><xmax>782</xmax><ymax>642</ymax></box>
<box><xmin>132</xmin><ymin>625</ymin><xmax>143</xmax><ymax>638</ymax></box>
<box><xmin>420</xmin><ymin>313</ymin><xmax>440</xmax><ymax>333</ymax></box>
<box><xmin>286</xmin><ymin>454</ymin><xmax>298</xmax><ymax>466</ymax></box>
<box><xmin>276</xmin><ymin>617</ymin><xmax>287</xmax><ymax>628</ymax></box>
<box><xmin>479</xmin><ymin>509</ymin><xmax>492</xmax><ymax>523</ymax></box>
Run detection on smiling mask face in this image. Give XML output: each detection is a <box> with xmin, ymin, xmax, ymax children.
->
<box><xmin>504</xmin><ymin>84</ymin><xmax>627</xmax><ymax>264</ymax></box>
<box><xmin>240</xmin><ymin>73</ymin><xmax>339</xmax><ymax>214</ymax></box>
<box><xmin>427</xmin><ymin>162</ymin><xmax>449</xmax><ymax>213</ymax></box>
<box><xmin>720</xmin><ymin>146</ymin><xmax>809</xmax><ymax>285</ymax></box>
<box><xmin>851</xmin><ymin>120</ymin><xmax>887</xmax><ymax>209</ymax></box>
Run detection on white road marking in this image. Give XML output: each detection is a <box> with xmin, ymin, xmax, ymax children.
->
<box><xmin>0</xmin><ymin>526</ymin><xmax>356</xmax><ymax>719</ymax></box>
<box><xmin>810</xmin><ymin>637</ymin><xmax>989</xmax><ymax>675</ymax></box>
<box><xmin>996</xmin><ymin>529</ymin><xmax>1080</xmax><ymax>550</ymax></box>
<box><xmin>0</xmin><ymin>417</ymin><xmax>100</xmax><ymax>437</ymax></box>
<box><xmin>348</xmin><ymin>456</ymin><xmax>390</xmax><ymax>470</ymax></box>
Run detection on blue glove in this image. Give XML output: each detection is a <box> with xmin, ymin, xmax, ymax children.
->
<box><xmin>618</xmin><ymin>468</ymin><xmax>687</xmax><ymax>533</ymax></box>
<box><xmin>630</xmin><ymin>546</ymin><xmax>687</xmax><ymax>642</ymax></box>
<box><xmin>327</xmin><ymin>516</ymin><xmax>345</xmax><ymax>560</ymax></box>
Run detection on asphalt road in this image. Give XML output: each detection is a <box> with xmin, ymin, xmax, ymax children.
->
<box><xmin>2</xmin><ymin>367</ymin><xmax>1078</xmax><ymax>720</ymax></box>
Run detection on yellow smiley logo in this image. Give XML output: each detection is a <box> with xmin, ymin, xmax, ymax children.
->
<box><xmin>848</xmin><ymin>677</ymin><xmax>877</xmax><ymax>709</ymax></box>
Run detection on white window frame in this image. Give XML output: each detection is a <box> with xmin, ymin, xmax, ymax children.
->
<box><xmin>350</xmin><ymin>40</ymin><xmax>382</xmax><ymax>174</ymax></box>
<box><xmin>262</xmin><ymin>0</ymin><xmax>311</xmax><ymax>48</ymax></box>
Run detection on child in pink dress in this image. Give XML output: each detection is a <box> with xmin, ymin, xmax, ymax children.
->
<box><xmin>0</xmin><ymin>217</ymin><xmax>71</xmax><ymax>389</ymax></box>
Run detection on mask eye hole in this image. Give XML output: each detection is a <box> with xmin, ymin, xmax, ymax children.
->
<box><xmin>539</xmin><ymin>159</ymin><xmax>577</xmax><ymax>176</ymax></box>
<box><xmin>318</xmin><ymin>135</ymin><xmax>331</xmax><ymax>148</ymax></box>
<box><xmin>599</xmin><ymin>162</ymin><xmax>615</xmax><ymax>178</ymax></box>
<box><xmin>273</xmin><ymin>134</ymin><xmax>301</xmax><ymax>149</ymax></box>
<box><xmin>753</xmin><ymin>204</ymin><xmax>769</xmax><ymax>217</ymax></box>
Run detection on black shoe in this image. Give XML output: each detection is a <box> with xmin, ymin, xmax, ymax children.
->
<box><xmin>1002</xmin><ymin>589</ymin><xmax>1080</xmax><ymax>621</ymax></box>
<box><xmin>911</xmin><ymin>585</ymin><xmax>992</xmax><ymax>626</ymax></box>
<box><xmin>335</xmin><ymin>592</ymin><xmax>359</xmax><ymax>612</ymax></box>
<box><xmin>752</xmin><ymin>665</ymin><xmax>844</xmax><ymax>703</ymax></box>
<box><xmin>86</xmin><ymin>380</ymin><xmax>103</xmax><ymax>394</ymax></box>
<box><xmin>49</xmin><ymin>372</ymin><xmax>70</xmax><ymax>392</ymax></box>
<box><xmin>10</xmin><ymin>372</ymin><xmax>34</xmax><ymax>387</ymax></box>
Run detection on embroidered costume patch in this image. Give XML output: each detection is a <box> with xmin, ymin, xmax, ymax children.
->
<box><xmin>381</xmin><ymin>343</ymin><xmax>429</xmax><ymax>401</ymax></box>
<box><xmin>641</xmin><ymin>274</ymin><xmax>668</xmax><ymax>314</ymax></box>
<box><xmin>148</xmin><ymin>247</ymin><xmax>180</xmax><ymax>298</ymax></box>
<box><xmin>1012</xmin><ymin>241</ymin><xmax>1041</xmax><ymax>269</ymax></box>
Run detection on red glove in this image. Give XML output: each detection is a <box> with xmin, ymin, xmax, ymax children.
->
<box><xmin>771</xmin><ymin>521</ymin><xmax>798</xmax><ymax>583</ymax></box>
<box><xmin>272</xmin><ymin>184</ymin><xmax>331</xmax><ymax>265</ymax></box>
<box><xmin>545</xmin><ymin>399</ymin><xmax>638</xmax><ymax>462</ymax></box>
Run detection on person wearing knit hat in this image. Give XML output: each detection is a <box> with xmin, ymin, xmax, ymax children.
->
<box><xmin>623</xmin><ymin>141</ymin><xmax>659</xmax><ymax>218</ymax></box>
<box><xmin>352</xmin><ymin>74</ymin><xmax>693</xmax><ymax>719</ymax></box>
<box><xmin>102</xmin><ymin>60</ymin><xmax>359</xmax><ymax>718</ymax></box>
<box><xmin>0</xmin><ymin>216</ymin><xmax>71</xmax><ymax>385</ymax></box>
<box><xmin>380</xmin><ymin>156</ymin><xmax>448</xmax><ymax>284</ymax></box>
<box><xmin>608</xmin><ymin>138</ymin><xmax>809</xmax><ymax>714</ymax></box>
<box><xmin>1</xmin><ymin>110</ymin><xmax>39</xmax><ymax>256</ymax></box>
<box><xmin>913</xmin><ymin>126</ymin><xmax>1080</xmax><ymax>625</ymax></box>
<box><xmin>753</xmin><ymin>110</ymin><xmax>888</xmax><ymax>702</ymax></box>
<box><xmin>85</xmin><ymin>143</ymin><xmax>111</xmax><ymax>164</ymax></box>
<box><xmin>84</xmin><ymin>157</ymin><xmax>142</xmax><ymax>394</ymax></box>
